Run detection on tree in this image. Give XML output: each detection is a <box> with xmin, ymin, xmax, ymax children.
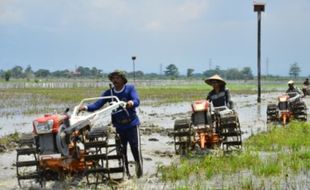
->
<box><xmin>91</xmin><ymin>67</ymin><xmax>102</xmax><ymax>78</ymax></box>
<box><xmin>187</xmin><ymin>68</ymin><xmax>194</xmax><ymax>78</ymax></box>
<box><xmin>25</xmin><ymin>65</ymin><xmax>33</xmax><ymax>74</ymax></box>
<box><xmin>11</xmin><ymin>65</ymin><xmax>24</xmax><ymax>78</ymax></box>
<box><xmin>241</xmin><ymin>67</ymin><xmax>254</xmax><ymax>80</ymax></box>
<box><xmin>289</xmin><ymin>62</ymin><xmax>301</xmax><ymax>79</ymax></box>
<box><xmin>165</xmin><ymin>64</ymin><xmax>179</xmax><ymax>78</ymax></box>
<box><xmin>135</xmin><ymin>71</ymin><xmax>144</xmax><ymax>78</ymax></box>
<box><xmin>4</xmin><ymin>70</ymin><xmax>11</xmax><ymax>81</ymax></box>
<box><xmin>35</xmin><ymin>69</ymin><xmax>50</xmax><ymax>78</ymax></box>
<box><xmin>225</xmin><ymin>68</ymin><xmax>241</xmax><ymax>80</ymax></box>
<box><xmin>25</xmin><ymin>65</ymin><xmax>34</xmax><ymax>79</ymax></box>
<box><xmin>203</xmin><ymin>66</ymin><xmax>224</xmax><ymax>77</ymax></box>
<box><xmin>77</xmin><ymin>66</ymin><xmax>92</xmax><ymax>77</ymax></box>
<box><xmin>52</xmin><ymin>70</ymin><xmax>70</xmax><ymax>77</ymax></box>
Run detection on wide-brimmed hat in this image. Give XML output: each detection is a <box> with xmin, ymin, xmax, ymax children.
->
<box><xmin>204</xmin><ymin>74</ymin><xmax>226</xmax><ymax>85</ymax></box>
<box><xmin>108</xmin><ymin>70</ymin><xmax>128</xmax><ymax>84</ymax></box>
<box><xmin>288</xmin><ymin>80</ymin><xmax>294</xmax><ymax>85</ymax></box>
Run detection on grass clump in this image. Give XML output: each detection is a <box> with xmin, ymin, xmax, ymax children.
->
<box><xmin>158</xmin><ymin>121</ymin><xmax>310</xmax><ymax>187</ymax></box>
<box><xmin>245</xmin><ymin>121</ymin><xmax>310</xmax><ymax>151</ymax></box>
<box><xmin>0</xmin><ymin>131</ymin><xmax>19</xmax><ymax>144</ymax></box>
<box><xmin>0</xmin><ymin>82</ymin><xmax>286</xmax><ymax>109</ymax></box>
<box><xmin>0</xmin><ymin>131</ymin><xmax>20</xmax><ymax>151</ymax></box>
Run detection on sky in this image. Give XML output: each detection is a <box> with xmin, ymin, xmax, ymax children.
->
<box><xmin>0</xmin><ymin>0</ymin><xmax>310</xmax><ymax>76</ymax></box>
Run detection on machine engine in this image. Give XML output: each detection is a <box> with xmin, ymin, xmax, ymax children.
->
<box><xmin>16</xmin><ymin>96</ymin><xmax>127</xmax><ymax>188</ymax></box>
<box><xmin>33</xmin><ymin>113</ymin><xmax>71</xmax><ymax>156</ymax></box>
<box><xmin>173</xmin><ymin>100</ymin><xmax>242</xmax><ymax>155</ymax></box>
<box><xmin>267</xmin><ymin>92</ymin><xmax>307</xmax><ymax>125</ymax></box>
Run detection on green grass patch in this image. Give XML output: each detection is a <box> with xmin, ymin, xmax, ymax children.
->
<box><xmin>0</xmin><ymin>82</ymin><xmax>287</xmax><ymax>108</ymax></box>
<box><xmin>0</xmin><ymin>131</ymin><xmax>20</xmax><ymax>150</ymax></box>
<box><xmin>245</xmin><ymin>121</ymin><xmax>310</xmax><ymax>151</ymax></box>
<box><xmin>158</xmin><ymin>122</ymin><xmax>310</xmax><ymax>184</ymax></box>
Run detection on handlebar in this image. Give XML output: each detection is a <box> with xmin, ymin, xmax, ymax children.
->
<box><xmin>70</xmin><ymin>96</ymin><xmax>127</xmax><ymax>125</ymax></box>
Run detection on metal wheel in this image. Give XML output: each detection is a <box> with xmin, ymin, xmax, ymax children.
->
<box><xmin>173</xmin><ymin>118</ymin><xmax>193</xmax><ymax>155</ymax></box>
<box><xmin>292</xmin><ymin>101</ymin><xmax>307</xmax><ymax>121</ymax></box>
<box><xmin>84</xmin><ymin>127</ymin><xmax>125</xmax><ymax>188</ymax></box>
<box><xmin>218</xmin><ymin>112</ymin><xmax>242</xmax><ymax>152</ymax></box>
<box><xmin>16</xmin><ymin>133</ymin><xmax>42</xmax><ymax>188</ymax></box>
<box><xmin>267</xmin><ymin>104</ymin><xmax>278</xmax><ymax>123</ymax></box>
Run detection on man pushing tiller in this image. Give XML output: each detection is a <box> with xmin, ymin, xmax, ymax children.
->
<box><xmin>79</xmin><ymin>71</ymin><xmax>143</xmax><ymax>178</ymax></box>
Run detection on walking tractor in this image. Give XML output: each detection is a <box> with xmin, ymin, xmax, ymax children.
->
<box><xmin>16</xmin><ymin>96</ymin><xmax>127</xmax><ymax>188</ymax></box>
<box><xmin>173</xmin><ymin>100</ymin><xmax>242</xmax><ymax>155</ymax></box>
<box><xmin>267</xmin><ymin>92</ymin><xmax>307</xmax><ymax>125</ymax></box>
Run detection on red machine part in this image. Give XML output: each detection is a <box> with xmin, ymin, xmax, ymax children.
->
<box><xmin>33</xmin><ymin>114</ymin><xmax>69</xmax><ymax>134</ymax></box>
<box><xmin>191</xmin><ymin>100</ymin><xmax>209</xmax><ymax>112</ymax></box>
<box><xmin>197</xmin><ymin>131</ymin><xmax>220</xmax><ymax>149</ymax></box>
<box><xmin>39</xmin><ymin>149</ymin><xmax>92</xmax><ymax>173</ymax></box>
<box><xmin>277</xmin><ymin>94</ymin><xmax>292</xmax><ymax>125</ymax></box>
<box><xmin>278</xmin><ymin>94</ymin><xmax>289</xmax><ymax>102</ymax></box>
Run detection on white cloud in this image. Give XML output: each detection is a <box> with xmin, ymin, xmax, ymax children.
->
<box><xmin>88</xmin><ymin>0</ymin><xmax>131</xmax><ymax>17</ymax></box>
<box><xmin>145</xmin><ymin>20</ymin><xmax>162</xmax><ymax>31</ymax></box>
<box><xmin>0</xmin><ymin>0</ymin><xmax>22</xmax><ymax>24</ymax></box>
<box><xmin>141</xmin><ymin>0</ymin><xmax>209</xmax><ymax>31</ymax></box>
<box><xmin>178</xmin><ymin>0</ymin><xmax>208</xmax><ymax>20</ymax></box>
<box><xmin>0</xmin><ymin>0</ymin><xmax>209</xmax><ymax>32</ymax></box>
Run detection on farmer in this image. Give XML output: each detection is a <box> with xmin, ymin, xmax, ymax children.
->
<box><xmin>79</xmin><ymin>70</ymin><xmax>143</xmax><ymax>178</ymax></box>
<box><xmin>286</xmin><ymin>80</ymin><xmax>302</xmax><ymax>103</ymax></box>
<box><xmin>302</xmin><ymin>78</ymin><xmax>310</xmax><ymax>96</ymax></box>
<box><xmin>303</xmin><ymin>78</ymin><xmax>310</xmax><ymax>86</ymax></box>
<box><xmin>205</xmin><ymin>74</ymin><xmax>233</xmax><ymax>109</ymax></box>
<box><xmin>286</xmin><ymin>80</ymin><xmax>302</xmax><ymax>94</ymax></box>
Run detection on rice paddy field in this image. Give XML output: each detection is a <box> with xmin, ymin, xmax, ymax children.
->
<box><xmin>0</xmin><ymin>79</ymin><xmax>309</xmax><ymax>189</ymax></box>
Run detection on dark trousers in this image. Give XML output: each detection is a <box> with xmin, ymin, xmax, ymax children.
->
<box><xmin>117</xmin><ymin>125</ymin><xmax>143</xmax><ymax>176</ymax></box>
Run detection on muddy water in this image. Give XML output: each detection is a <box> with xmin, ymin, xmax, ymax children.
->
<box><xmin>0</xmin><ymin>115</ymin><xmax>37</xmax><ymax>137</ymax></box>
<box><xmin>0</xmin><ymin>92</ymin><xmax>309</xmax><ymax>189</ymax></box>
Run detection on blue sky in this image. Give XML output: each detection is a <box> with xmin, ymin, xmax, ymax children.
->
<box><xmin>0</xmin><ymin>0</ymin><xmax>310</xmax><ymax>76</ymax></box>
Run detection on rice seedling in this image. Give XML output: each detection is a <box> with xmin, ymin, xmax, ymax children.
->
<box><xmin>158</xmin><ymin>121</ymin><xmax>310</xmax><ymax>188</ymax></box>
<box><xmin>0</xmin><ymin>81</ymin><xmax>288</xmax><ymax>110</ymax></box>
<box><xmin>253</xmin><ymin>157</ymin><xmax>281</xmax><ymax>176</ymax></box>
<box><xmin>0</xmin><ymin>131</ymin><xmax>20</xmax><ymax>151</ymax></box>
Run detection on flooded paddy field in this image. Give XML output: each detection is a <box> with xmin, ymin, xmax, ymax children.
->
<box><xmin>0</xmin><ymin>84</ymin><xmax>309</xmax><ymax>189</ymax></box>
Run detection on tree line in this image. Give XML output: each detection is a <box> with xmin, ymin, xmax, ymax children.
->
<box><xmin>0</xmin><ymin>62</ymin><xmax>303</xmax><ymax>81</ymax></box>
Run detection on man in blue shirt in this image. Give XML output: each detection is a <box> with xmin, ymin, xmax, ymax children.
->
<box><xmin>79</xmin><ymin>71</ymin><xmax>143</xmax><ymax>178</ymax></box>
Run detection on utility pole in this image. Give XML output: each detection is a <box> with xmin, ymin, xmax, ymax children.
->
<box><xmin>132</xmin><ymin>56</ymin><xmax>136</xmax><ymax>84</ymax></box>
<box><xmin>254</xmin><ymin>2</ymin><xmax>265</xmax><ymax>103</ymax></box>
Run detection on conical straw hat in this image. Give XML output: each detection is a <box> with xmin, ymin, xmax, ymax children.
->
<box><xmin>287</xmin><ymin>80</ymin><xmax>294</xmax><ymax>84</ymax></box>
<box><xmin>204</xmin><ymin>74</ymin><xmax>226</xmax><ymax>85</ymax></box>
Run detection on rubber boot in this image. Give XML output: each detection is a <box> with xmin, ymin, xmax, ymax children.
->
<box><xmin>135</xmin><ymin>161</ymin><xmax>143</xmax><ymax>178</ymax></box>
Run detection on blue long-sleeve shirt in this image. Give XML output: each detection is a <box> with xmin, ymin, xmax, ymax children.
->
<box><xmin>86</xmin><ymin>84</ymin><xmax>140</xmax><ymax>131</ymax></box>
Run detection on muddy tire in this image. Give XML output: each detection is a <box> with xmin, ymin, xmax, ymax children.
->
<box><xmin>173</xmin><ymin>118</ymin><xmax>192</xmax><ymax>155</ymax></box>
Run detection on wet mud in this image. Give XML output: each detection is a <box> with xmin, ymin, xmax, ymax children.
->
<box><xmin>0</xmin><ymin>92</ymin><xmax>309</xmax><ymax>189</ymax></box>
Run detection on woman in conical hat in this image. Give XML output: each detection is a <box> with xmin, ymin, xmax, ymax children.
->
<box><xmin>205</xmin><ymin>74</ymin><xmax>232</xmax><ymax>108</ymax></box>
